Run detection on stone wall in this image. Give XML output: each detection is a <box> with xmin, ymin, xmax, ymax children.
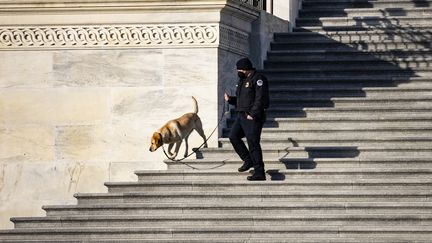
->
<box><xmin>0</xmin><ymin>0</ymin><xmax>286</xmax><ymax>229</ymax></box>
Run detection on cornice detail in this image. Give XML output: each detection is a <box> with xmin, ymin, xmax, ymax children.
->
<box><xmin>0</xmin><ymin>24</ymin><xmax>219</xmax><ymax>49</ymax></box>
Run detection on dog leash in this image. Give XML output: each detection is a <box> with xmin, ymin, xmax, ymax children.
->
<box><xmin>161</xmin><ymin>102</ymin><xmax>229</xmax><ymax>169</ymax></box>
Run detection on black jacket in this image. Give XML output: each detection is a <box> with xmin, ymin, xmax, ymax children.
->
<box><xmin>228</xmin><ymin>71</ymin><xmax>269</xmax><ymax>120</ymax></box>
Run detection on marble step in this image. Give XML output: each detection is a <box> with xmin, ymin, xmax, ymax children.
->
<box><xmin>293</xmin><ymin>25</ymin><xmax>432</xmax><ymax>33</ymax></box>
<box><xmin>302</xmin><ymin>0</ymin><xmax>432</xmax><ymax>9</ymax></box>
<box><xmin>1</xmin><ymin>226</ymin><xmax>431</xmax><ymax>241</ymax></box>
<box><xmin>274</xmin><ymin>30</ymin><xmax>432</xmax><ymax>43</ymax></box>
<box><xmin>299</xmin><ymin>7</ymin><xmax>432</xmax><ymax>18</ymax></box>
<box><xmin>227</xmin><ymin>117</ymin><xmax>432</xmax><ymax>130</ymax></box>
<box><xmin>261</xmin><ymin>69</ymin><xmax>430</xmax><ymax>79</ymax></box>
<box><xmin>198</xmin><ymin>146</ymin><xmax>432</xmax><ymax>160</ymax></box>
<box><xmin>133</xmin><ymin>169</ymin><xmax>432</xmax><ymax>182</ymax></box>
<box><xmin>103</xmin><ymin>179</ymin><xmax>432</xmax><ymax>194</ymax></box>
<box><xmin>1</xmin><ymin>237</ymin><xmax>428</xmax><ymax>243</ymax></box>
<box><xmin>164</xmin><ymin>157</ymin><xmax>432</xmax><ymax>170</ymax></box>
<box><xmin>296</xmin><ymin>16</ymin><xmax>432</xmax><ymax>28</ymax></box>
<box><xmin>267</xmin><ymin>87</ymin><xmax>432</xmax><ymax>99</ymax></box>
<box><xmin>11</xmin><ymin>213</ymin><xmax>432</xmax><ymax>229</ymax></box>
<box><xmin>260</xmin><ymin>115</ymin><xmax>432</xmax><ymax>126</ymax></box>
<box><xmin>263</xmin><ymin>106</ymin><xmax>432</xmax><ymax>118</ymax></box>
<box><xmin>266</xmin><ymin>76</ymin><xmax>432</xmax><ymax>88</ymax></box>
<box><xmin>41</xmin><ymin>202</ymin><xmax>432</xmax><ymax>217</ymax></box>
<box><xmin>291</xmin><ymin>24</ymin><xmax>430</xmax><ymax>32</ymax></box>
<box><xmin>267</xmin><ymin>51</ymin><xmax>432</xmax><ymax>62</ymax></box>
<box><xmin>221</xmin><ymin>127</ymin><xmax>432</xmax><ymax>140</ymax></box>
<box><xmin>264</xmin><ymin>59</ymin><xmax>432</xmax><ymax>70</ymax></box>
<box><xmin>270</xmin><ymin>40</ymin><xmax>431</xmax><ymax>51</ymax></box>
<box><xmin>273</xmin><ymin>32</ymin><xmax>432</xmax><ymax>44</ymax></box>
<box><xmin>218</xmin><ymin>137</ymin><xmax>432</xmax><ymax>148</ymax></box>
<box><xmin>266</xmin><ymin>97</ymin><xmax>432</xmax><ymax>108</ymax></box>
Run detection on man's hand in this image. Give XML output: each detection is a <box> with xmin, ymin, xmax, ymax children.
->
<box><xmin>246</xmin><ymin>115</ymin><xmax>254</xmax><ymax>120</ymax></box>
<box><xmin>224</xmin><ymin>92</ymin><xmax>230</xmax><ymax>102</ymax></box>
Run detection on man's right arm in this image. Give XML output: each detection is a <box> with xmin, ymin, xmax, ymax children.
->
<box><xmin>225</xmin><ymin>92</ymin><xmax>237</xmax><ymax>106</ymax></box>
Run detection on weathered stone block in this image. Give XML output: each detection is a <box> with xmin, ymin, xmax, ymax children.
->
<box><xmin>0</xmin><ymin>126</ymin><xmax>54</xmax><ymax>163</ymax></box>
<box><xmin>0</xmin><ymin>88</ymin><xmax>111</xmax><ymax>125</ymax></box>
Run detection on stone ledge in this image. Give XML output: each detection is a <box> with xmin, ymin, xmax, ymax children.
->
<box><xmin>0</xmin><ymin>0</ymin><xmax>259</xmax><ymax>13</ymax></box>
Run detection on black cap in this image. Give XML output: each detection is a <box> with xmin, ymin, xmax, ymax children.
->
<box><xmin>236</xmin><ymin>57</ymin><xmax>254</xmax><ymax>70</ymax></box>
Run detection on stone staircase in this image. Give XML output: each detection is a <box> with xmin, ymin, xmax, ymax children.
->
<box><xmin>1</xmin><ymin>0</ymin><xmax>432</xmax><ymax>242</ymax></box>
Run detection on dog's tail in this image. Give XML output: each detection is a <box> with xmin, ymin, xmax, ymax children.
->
<box><xmin>192</xmin><ymin>96</ymin><xmax>198</xmax><ymax>114</ymax></box>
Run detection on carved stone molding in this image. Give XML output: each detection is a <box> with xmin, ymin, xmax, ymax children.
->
<box><xmin>0</xmin><ymin>24</ymin><xmax>219</xmax><ymax>49</ymax></box>
<box><xmin>219</xmin><ymin>24</ymin><xmax>249</xmax><ymax>55</ymax></box>
<box><xmin>0</xmin><ymin>23</ymin><xmax>250</xmax><ymax>54</ymax></box>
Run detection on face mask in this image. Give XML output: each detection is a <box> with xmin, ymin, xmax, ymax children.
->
<box><xmin>237</xmin><ymin>71</ymin><xmax>246</xmax><ymax>79</ymax></box>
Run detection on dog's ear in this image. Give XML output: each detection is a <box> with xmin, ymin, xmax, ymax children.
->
<box><xmin>153</xmin><ymin>132</ymin><xmax>163</xmax><ymax>145</ymax></box>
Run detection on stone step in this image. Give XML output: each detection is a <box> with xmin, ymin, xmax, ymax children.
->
<box><xmin>227</xmin><ymin>114</ymin><xmax>432</xmax><ymax>129</ymax></box>
<box><xmin>133</xmin><ymin>168</ymin><xmax>432</xmax><ymax>181</ymax></box>
<box><xmin>269</xmin><ymin>47</ymin><xmax>432</xmax><ymax>55</ymax></box>
<box><xmin>296</xmin><ymin>16</ymin><xmax>432</xmax><ymax>28</ymax></box>
<box><xmin>264</xmin><ymin>59</ymin><xmax>432</xmax><ymax>70</ymax></box>
<box><xmin>274</xmin><ymin>30</ymin><xmax>432</xmax><ymax>44</ymax></box>
<box><xmin>299</xmin><ymin>7</ymin><xmax>432</xmax><ymax>18</ymax></box>
<box><xmin>1</xmin><ymin>237</ymin><xmax>428</xmax><ymax>243</ymax></box>
<box><xmin>164</xmin><ymin>157</ymin><xmax>432</xmax><ymax>170</ymax></box>
<box><xmin>270</xmin><ymin>40</ymin><xmax>431</xmax><ymax>51</ymax></box>
<box><xmin>218</xmin><ymin>137</ymin><xmax>432</xmax><ymax>148</ymax></box>
<box><xmin>261</xmin><ymin>69</ymin><xmax>429</xmax><ymax>79</ymax></box>
<box><xmin>263</xmin><ymin>106</ymin><xmax>432</xmax><ymax>118</ymax></box>
<box><xmin>198</xmin><ymin>146</ymin><xmax>432</xmax><ymax>160</ymax></box>
<box><xmin>227</xmin><ymin>117</ymin><xmax>432</xmax><ymax>130</ymax></box>
<box><xmin>41</xmin><ymin>202</ymin><xmax>432</xmax><ymax>217</ymax></box>
<box><xmin>269</xmin><ymin>94</ymin><xmax>432</xmax><ymax>100</ymax></box>
<box><xmin>266</xmin><ymin>97</ymin><xmax>432</xmax><ymax>108</ymax></box>
<box><xmin>1</xmin><ymin>226</ymin><xmax>431</xmax><ymax>241</ymax></box>
<box><xmin>267</xmin><ymin>51</ymin><xmax>432</xmax><ymax>63</ymax></box>
<box><xmin>222</xmin><ymin>126</ymin><xmax>432</xmax><ymax>139</ymax></box>
<box><xmin>103</xmin><ymin>179</ymin><xmax>432</xmax><ymax>194</ymax></box>
<box><xmin>293</xmin><ymin>25</ymin><xmax>432</xmax><ymax>33</ymax></box>
<box><xmin>73</xmin><ymin>192</ymin><xmax>432</xmax><ymax>207</ymax></box>
<box><xmin>11</xmin><ymin>213</ymin><xmax>432</xmax><ymax>229</ymax></box>
<box><xmin>268</xmin><ymin>87</ymin><xmax>432</xmax><ymax>99</ymax></box>
<box><xmin>302</xmin><ymin>0</ymin><xmax>432</xmax><ymax>9</ymax></box>
<box><xmin>266</xmin><ymin>76</ymin><xmax>431</xmax><ymax>88</ymax></box>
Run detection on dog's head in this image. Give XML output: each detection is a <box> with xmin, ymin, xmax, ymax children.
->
<box><xmin>149</xmin><ymin>132</ymin><xmax>163</xmax><ymax>152</ymax></box>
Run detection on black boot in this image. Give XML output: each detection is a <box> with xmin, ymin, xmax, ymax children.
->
<box><xmin>238</xmin><ymin>162</ymin><xmax>253</xmax><ymax>172</ymax></box>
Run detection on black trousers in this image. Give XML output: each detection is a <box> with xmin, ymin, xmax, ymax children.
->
<box><xmin>229</xmin><ymin>112</ymin><xmax>265</xmax><ymax>175</ymax></box>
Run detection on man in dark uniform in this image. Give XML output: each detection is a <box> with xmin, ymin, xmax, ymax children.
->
<box><xmin>224</xmin><ymin>57</ymin><xmax>269</xmax><ymax>181</ymax></box>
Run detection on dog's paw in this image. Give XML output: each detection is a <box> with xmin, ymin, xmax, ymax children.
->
<box><xmin>170</xmin><ymin>153</ymin><xmax>178</xmax><ymax>159</ymax></box>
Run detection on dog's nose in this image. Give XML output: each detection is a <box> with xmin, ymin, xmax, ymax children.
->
<box><xmin>149</xmin><ymin>147</ymin><xmax>152</xmax><ymax>152</ymax></box>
